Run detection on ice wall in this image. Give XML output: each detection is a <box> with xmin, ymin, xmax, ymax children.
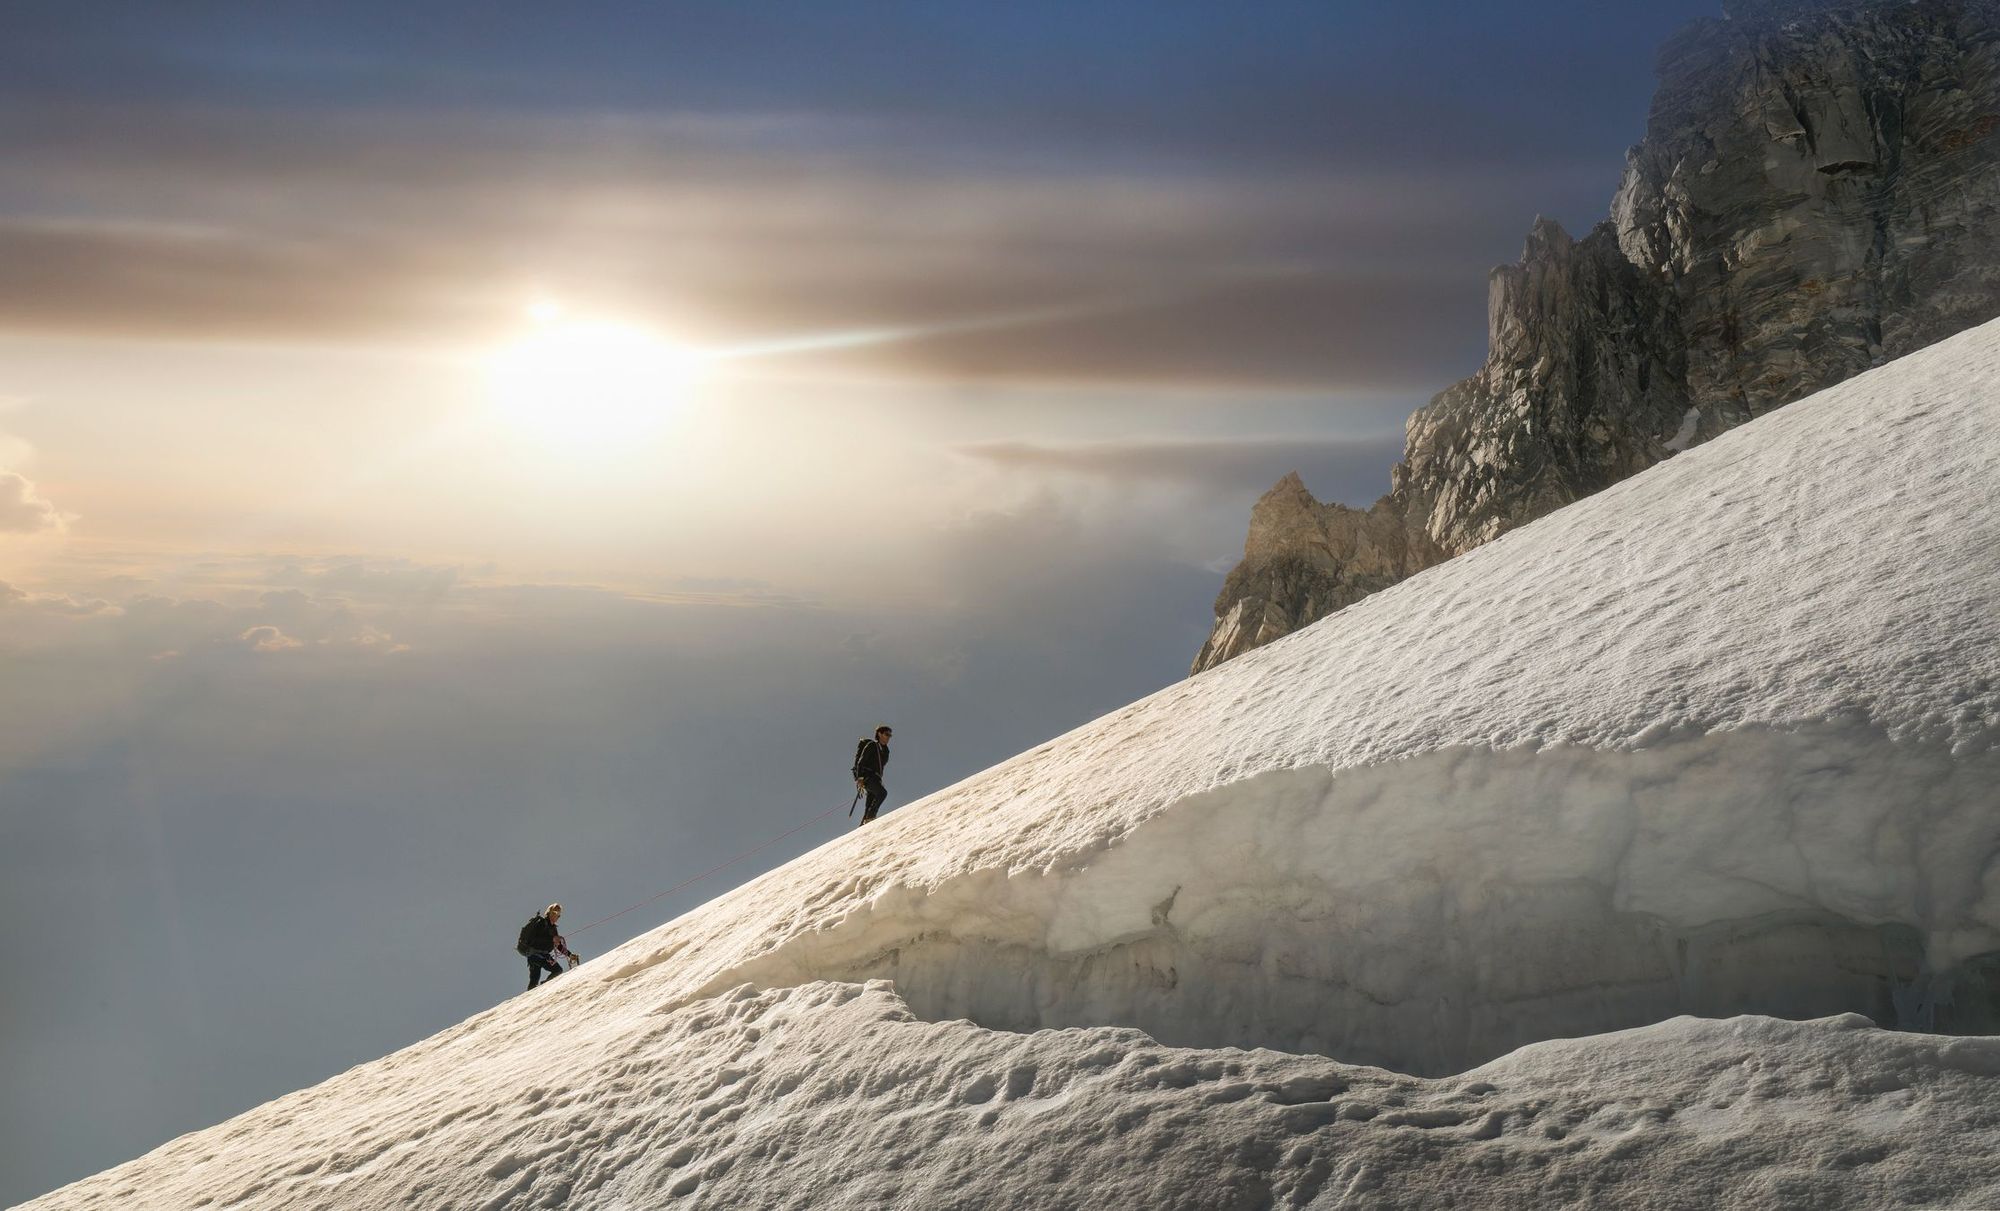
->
<box><xmin>677</xmin><ymin>725</ymin><xmax>2000</xmax><ymax>1074</ymax></box>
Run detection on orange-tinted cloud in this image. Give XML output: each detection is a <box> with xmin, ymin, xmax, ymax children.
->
<box><xmin>0</xmin><ymin>104</ymin><xmax>1589</xmax><ymax>387</ymax></box>
<box><xmin>0</xmin><ymin>469</ymin><xmax>64</xmax><ymax>534</ymax></box>
<box><xmin>959</xmin><ymin>433</ymin><xmax>1405</xmax><ymax>500</ymax></box>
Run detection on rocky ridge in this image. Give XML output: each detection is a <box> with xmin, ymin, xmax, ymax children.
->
<box><xmin>1197</xmin><ymin>0</ymin><xmax>2000</xmax><ymax>673</ymax></box>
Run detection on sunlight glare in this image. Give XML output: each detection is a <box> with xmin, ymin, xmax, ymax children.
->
<box><xmin>485</xmin><ymin>316</ymin><xmax>699</xmax><ymax>450</ymax></box>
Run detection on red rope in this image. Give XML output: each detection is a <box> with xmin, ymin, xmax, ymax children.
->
<box><xmin>568</xmin><ymin>800</ymin><xmax>852</xmax><ymax>937</ymax></box>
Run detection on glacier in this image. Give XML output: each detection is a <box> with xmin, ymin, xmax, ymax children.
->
<box><xmin>23</xmin><ymin>319</ymin><xmax>2000</xmax><ymax>1207</ymax></box>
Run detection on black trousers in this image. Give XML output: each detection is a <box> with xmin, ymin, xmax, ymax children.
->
<box><xmin>525</xmin><ymin>950</ymin><xmax>564</xmax><ymax>989</ymax></box>
<box><xmin>860</xmin><ymin>776</ymin><xmax>888</xmax><ymax>824</ymax></box>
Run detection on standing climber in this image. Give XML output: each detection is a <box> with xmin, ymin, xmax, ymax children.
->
<box><xmin>516</xmin><ymin>903</ymin><xmax>579</xmax><ymax>990</ymax></box>
<box><xmin>852</xmin><ymin>724</ymin><xmax>892</xmax><ymax>826</ymax></box>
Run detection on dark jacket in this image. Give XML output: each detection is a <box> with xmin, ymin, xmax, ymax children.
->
<box><xmin>519</xmin><ymin>913</ymin><xmax>558</xmax><ymax>954</ymax></box>
<box><xmin>854</xmin><ymin>738</ymin><xmax>890</xmax><ymax>782</ymax></box>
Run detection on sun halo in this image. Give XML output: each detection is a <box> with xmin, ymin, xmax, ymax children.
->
<box><xmin>484</xmin><ymin>313</ymin><xmax>700</xmax><ymax>450</ymax></box>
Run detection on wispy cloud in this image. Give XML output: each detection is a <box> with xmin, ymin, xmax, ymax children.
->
<box><xmin>5</xmin><ymin>551</ymin><xmax>814</xmax><ymax>660</ymax></box>
<box><xmin>265</xmin><ymin>557</ymin><xmax>462</xmax><ymax>604</ymax></box>
<box><xmin>0</xmin><ymin>98</ymin><xmax>1600</xmax><ymax>387</ymax></box>
<box><xmin>0</xmin><ymin>580</ymin><xmax>117</xmax><ymax>615</ymax></box>
<box><xmin>958</xmin><ymin>434</ymin><xmax>1405</xmax><ymax>503</ymax></box>
<box><xmin>0</xmin><ymin>469</ymin><xmax>65</xmax><ymax>534</ymax></box>
<box><xmin>235</xmin><ymin>623</ymin><xmax>303</xmax><ymax>653</ymax></box>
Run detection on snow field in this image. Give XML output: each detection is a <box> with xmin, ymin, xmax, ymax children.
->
<box><xmin>24</xmin><ymin>318</ymin><xmax>2000</xmax><ymax>1207</ymax></box>
<box><xmin>31</xmin><ymin>983</ymin><xmax>2000</xmax><ymax>1209</ymax></box>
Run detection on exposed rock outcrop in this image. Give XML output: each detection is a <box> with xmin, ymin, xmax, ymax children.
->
<box><xmin>1192</xmin><ymin>474</ymin><xmax>1441</xmax><ymax>675</ymax></box>
<box><xmin>1197</xmin><ymin>0</ymin><xmax>2000</xmax><ymax>673</ymax></box>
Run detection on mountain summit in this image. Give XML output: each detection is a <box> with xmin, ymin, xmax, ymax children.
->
<box><xmin>28</xmin><ymin>307</ymin><xmax>2000</xmax><ymax>1206</ymax></box>
<box><xmin>1197</xmin><ymin>0</ymin><xmax>2000</xmax><ymax>673</ymax></box>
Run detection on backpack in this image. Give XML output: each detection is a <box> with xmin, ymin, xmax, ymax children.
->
<box><xmin>851</xmin><ymin>738</ymin><xmax>872</xmax><ymax>779</ymax></box>
<box><xmin>516</xmin><ymin>915</ymin><xmax>541</xmax><ymax>956</ymax></box>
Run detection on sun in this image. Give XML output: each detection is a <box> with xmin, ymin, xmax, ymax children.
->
<box><xmin>485</xmin><ymin>310</ymin><xmax>700</xmax><ymax>450</ymax></box>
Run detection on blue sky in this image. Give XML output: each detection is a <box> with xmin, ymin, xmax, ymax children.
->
<box><xmin>0</xmin><ymin>1</ymin><xmax>1727</xmax><ymax>1201</ymax></box>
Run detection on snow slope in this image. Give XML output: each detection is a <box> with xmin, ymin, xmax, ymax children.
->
<box><xmin>24</xmin><ymin>319</ymin><xmax>2000</xmax><ymax>1208</ymax></box>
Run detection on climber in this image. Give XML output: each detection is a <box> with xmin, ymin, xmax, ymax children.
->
<box><xmin>851</xmin><ymin>724</ymin><xmax>892</xmax><ymax>826</ymax></box>
<box><xmin>516</xmin><ymin>902</ymin><xmax>579</xmax><ymax>989</ymax></box>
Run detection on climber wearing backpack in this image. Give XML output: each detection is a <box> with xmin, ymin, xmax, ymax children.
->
<box><xmin>851</xmin><ymin>724</ymin><xmax>892</xmax><ymax>826</ymax></box>
<box><xmin>515</xmin><ymin>903</ymin><xmax>578</xmax><ymax>990</ymax></box>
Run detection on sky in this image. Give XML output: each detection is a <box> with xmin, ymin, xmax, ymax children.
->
<box><xmin>0</xmin><ymin>1</ymin><xmax>1725</xmax><ymax>1201</ymax></box>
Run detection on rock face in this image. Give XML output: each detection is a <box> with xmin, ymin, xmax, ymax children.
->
<box><xmin>1191</xmin><ymin>474</ymin><xmax>1443</xmax><ymax>674</ymax></box>
<box><xmin>1196</xmin><ymin>0</ymin><xmax>2000</xmax><ymax>673</ymax></box>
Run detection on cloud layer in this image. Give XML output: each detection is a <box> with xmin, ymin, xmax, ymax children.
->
<box><xmin>0</xmin><ymin>0</ymin><xmax>1722</xmax><ymax>388</ymax></box>
<box><xmin>959</xmin><ymin>434</ymin><xmax>1405</xmax><ymax>502</ymax></box>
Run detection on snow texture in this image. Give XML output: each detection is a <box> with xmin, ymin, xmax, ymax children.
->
<box><xmin>23</xmin><ymin>319</ymin><xmax>2000</xmax><ymax>1207</ymax></box>
<box><xmin>1663</xmin><ymin>405</ymin><xmax>1702</xmax><ymax>452</ymax></box>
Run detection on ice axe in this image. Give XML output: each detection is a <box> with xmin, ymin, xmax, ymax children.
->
<box><xmin>848</xmin><ymin>786</ymin><xmax>862</xmax><ymax>817</ymax></box>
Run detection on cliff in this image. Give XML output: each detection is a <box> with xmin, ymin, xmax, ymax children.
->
<box><xmin>1197</xmin><ymin>0</ymin><xmax>2000</xmax><ymax>672</ymax></box>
